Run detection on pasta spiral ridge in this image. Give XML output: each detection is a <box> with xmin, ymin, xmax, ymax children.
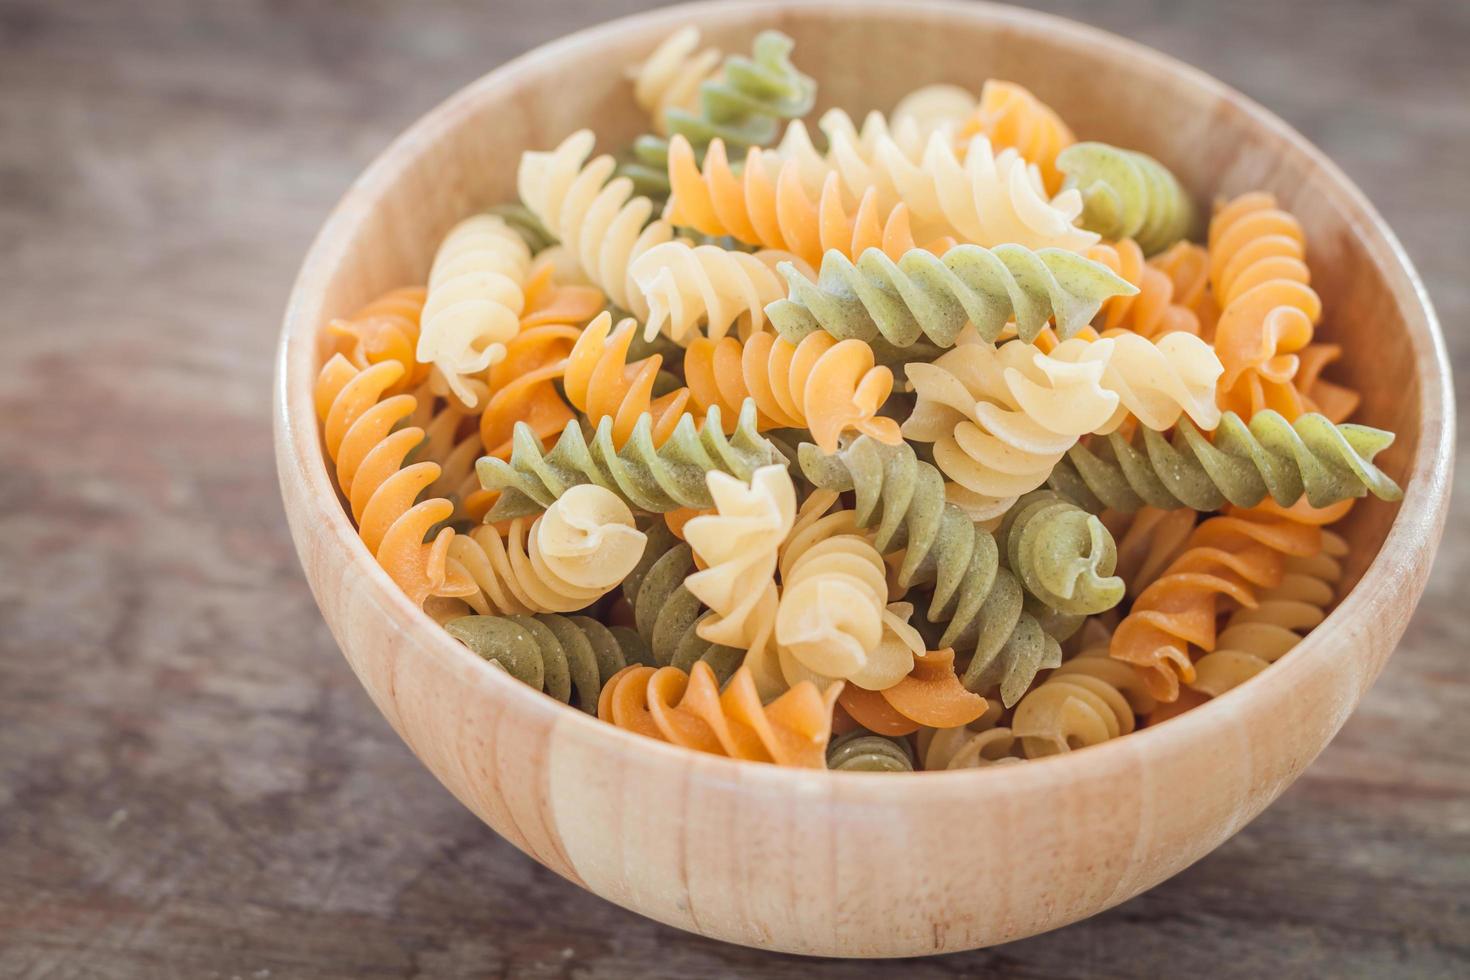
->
<box><xmin>598</xmin><ymin>661</ymin><xmax>841</xmax><ymax>768</ymax></box>
<box><xmin>517</xmin><ymin>130</ymin><xmax>676</xmax><ymax>320</ymax></box>
<box><xmin>478</xmin><ymin>398</ymin><xmax>789</xmax><ymax>520</ymax></box>
<box><xmin>1192</xmin><ymin>527</ymin><xmax>1347</xmax><ymax>697</ymax></box>
<box><xmin>630</xmin><ymin>240</ymin><xmax>807</xmax><ymax>344</ymax></box>
<box><xmin>417</xmin><ymin>214</ymin><xmax>532</xmax><ymax>407</ymax></box>
<box><xmin>814</xmin><ymin>117</ymin><xmax>1098</xmax><ymax>252</ymax></box>
<box><xmin>1042</xmin><ymin>332</ymin><xmax>1223</xmax><ymax>433</ymax></box>
<box><xmin>998</xmin><ymin>490</ymin><xmax>1124</xmax><ymax>617</ymax></box>
<box><xmin>1056</xmin><ymin>142</ymin><xmax>1195</xmax><ymax>255</ymax></box>
<box><xmin>901</xmin><ymin>339</ymin><xmax>1123</xmax><ymax>520</ymax></box>
<box><xmin>1085</xmin><ymin>239</ymin><xmax>1200</xmax><ymax>339</ymax></box>
<box><xmin>683</xmin><ymin>466</ymin><xmax>797</xmax><ymax>699</ymax></box>
<box><xmin>564</xmin><ymin>311</ymin><xmax>694</xmax><ymax>449</ymax></box>
<box><xmin>1208</xmin><ymin>192</ymin><xmax>1321</xmax><ymax>418</ymax></box>
<box><xmin>313</xmin><ymin>355</ymin><xmax>474</xmax><ymax>608</ymax></box>
<box><xmin>1011</xmin><ymin>653</ymin><xmax>1154</xmax><ymax>757</ymax></box>
<box><xmin>477</xmin><ymin>264</ymin><xmax>606</xmax><ymax>459</ymax></box>
<box><xmin>768</xmin><ymin>493</ymin><xmax>916</xmax><ymax>691</ymax></box>
<box><xmin>958</xmin><ymin>80</ymin><xmax>1076</xmax><ymax>195</ymax></box>
<box><xmin>628</xmin><ymin>26</ymin><xmax>721</xmax><ymax>139</ymax></box>
<box><xmin>620</xmin><ymin>30</ymin><xmax>817</xmax><ymax>201</ymax></box>
<box><xmin>620</xmin><ymin>520</ymin><xmax>744</xmax><ymax>683</ymax></box>
<box><xmin>766</xmin><ymin>244</ymin><xmax>1137</xmax><ymax>365</ymax></box>
<box><xmin>408</xmin><ymin>383</ymin><xmax>488</xmax><ymax>523</ymax></box>
<box><xmin>837</xmin><ymin>647</ymin><xmax>990</xmax><ymax>734</ymax></box>
<box><xmin>665</xmin><ymin>135</ymin><xmax>950</xmax><ymax>268</ymax></box>
<box><xmin>684</xmin><ymin>330</ymin><xmax>901</xmax><ymax>453</ymax></box>
<box><xmin>446</xmin><ymin>484</ymin><xmax>647</xmax><ymax>617</ymax></box>
<box><xmin>1110</xmin><ymin>507</ymin><xmax>1323</xmax><ymax>701</ymax></box>
<box><xmin>1047</xmin><ymin>411</ymin><xmax>1403</xmax><ymax>515</ymax></box>
<box><xmin>919</xmin><ymin>709</ymin><xmax>1021</xmax><ymax>770</ymax></box>
<box><xmin>446</xmin><ymin>613</ymin><xmax>650</xmax><ymax>713</ymax></box>
<box><xmin>797</xmin><ymin>436</ymin><xmax>1074</xmax><ymax>707</ymax></box>
<box><xmin>324</xmin><ymin>286</ymin><xmax>431</xmax><ymax>395</ymax></box>
<box><xmin>826</xmin><ymin>730</ymin><xmax>915</xmax><ymax>772</ymax></box>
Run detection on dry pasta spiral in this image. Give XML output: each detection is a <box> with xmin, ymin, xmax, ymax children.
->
<box><xmin>314</xmin><ymin>355</ymin><xmax>474</xmax><ymax>608</ymax></box>
<box><xmin>902</xmin><ymin>339</ymin><xmax>1123</xmax><ymax>519</ymax></box>
<box><xmin>478</xmin><ymin>398</ymin><xmax>789</xmax><ymax>520</ymax></box>
<box><xmin>628</xmin><ymin>26</ymin><xmax>721</xmax><ymax>138</ymax></box>
<box><xmin>598</xmin><ymin>661</ymin><xmax>840</xmax><ymax>768</ymax></box>
<box><xmin>417</xmin><ymin>214</ymin><xmax>531</xmax><ymax>408</ymax></box>
<box><xmin>683</xmin><ymin>330</ymin><xmax>900</xmax><ymax>452</ymax></box>
<box><xmin>1056</xmin><ymin>142</ymin><xmax>1195</xmax><ymax>255</ymax></box>
<box><xmin>767</xmin><ymin>492</ymin><xmax>915</xmax><ymax>691</ymax></box>
<box><xmin>446</xmin><ymin>613</ymin><xmax>650</xmax><ymax>713</ymax></box>
<box><xmin>957</xmin><ymin>80</ymin><xmax>1075</xmax><ymax>195</ymax></box>
<box><xmin>826</xmin><ymin>730</ymin><xmax>916</xmax><ymax>772</ymax></box>
<box><xmin>814</xmin><ymin>114</ymin><xmax>1098</xmax><ymax>252</ymax></box>
<box><xmin>1011</xmin><ymin>652</ymin><xmax>1157</xmax><ymax>757</ymax></box>
<box><xmin>517</xmin><ymin>130</ymin><xmax>676</xmax><ymax>320</ymax></box>
<box><xmin>620</xmin><ymin>520</ymin><xmax>745</xmax><ymax>683</ymax></box>
<box><xmin>797</xmin><ymin>436</ymin><xmax>1070</xmax><ymax>707</ymax></box>
<box><xmin>1110</xmin><ymin>507</ymin><xmax>1322</xmax><ymax>701</ymax></box>
<box><xmin>767</xmin><ymin>243</ymin><xmax>1135</xmax><ymax>365</ymax></box>
<box><xmin>324</xmin><ymin>286</ymin><xmax>431</xmax><ymax>395</ymax></box>
<box><xmin>1048</xmin><ymin>410</ymin><xmax>1403</xmax><ymax>514</ymax></box>
<box><xmin>629</xmin><ymin>240</ymin><xmax>807</xmax><ymax>344</ymax></box>
<box><xmin>444</xmin><ymin>484</ymin><xmax>647</xmax><ymax>618</ymax></box>
<box><xmin>836</xmin><ymin>647</ymin><xmax>990</xmax><ymax>735</ymax></box>
<box><xmin>1208</xmin><ymin>192</ymin><xmax>1321</xmax><ymax>419</ymax></box>
<box><xmin>682</xmin><ymin>465</ymin><xmax>796</xmax><ymax>699</ymax></box>
<box><xmin>564</xmin><ymin>311</ymin><xmax>694</xmax><ymax>449</ymax></box>
<box><xmin>478</xmin><ymin>263</ymin><xmax>606</xmax><ymax>459</ymax></box>
<box><xmin>999</xmin><ymin>490</ymin><xmax>1124</xmax><ymax>617</ymax></box>
<box><xmin>620</xmin><ymin>29</ymin><xmax>816</xmax><ymax>201</ymax></box>
<box><xmin>1193</xmin><ymin>523</ymin><xmax>1347</xmax><ymax>697</ymax></box>
<box><xmin>665</xmin><ymin>135</ymin><xmax>950</xmax><ymax>267</ymax></box>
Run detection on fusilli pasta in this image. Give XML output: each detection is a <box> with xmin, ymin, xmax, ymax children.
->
<box><xmin>798</xmin><ymin>436</ymin><xmax>1077</xmax><ymax>706</ymax></box>
<box><xmin>564</xmin><ymin>311</ymin><xmax>694</xmax><ymax>448</ymax></box>
<box><xmin>682</xmin><ymin>465</ymin><xmax>796</xmax><ymax>698</ymax></box>
<box><xmin>1047</xmin><ymin>410</ymin><xmax>1403</xmax><ymax>514</ymax></box>
<box><xmin>417</xmin><ymin>214</ymin><xmax>532</xmax><ymax>407</ymax></box>
<box><xmin>314</xmin><ymin>355</ymin><xmax>474</xmax><ymax>607</ymax></box>
<box><xmin>683</xmin><ymin>330</ymin><xmax>900</xmax><ymax>452</ymax></box>
<box><xmin>825</xmin><ymin>729</ymin><xmax>916</xmax><ymax>772</ymax></box>
<box><xmin>446</xmin><ymin>613</ymin><xmax>650</xmax><ymax>712</ymax></box>
<box><xmin>666</xmin><ymin>135</ymin><xmax>951</xmax><ymax>266</ymax></box>
<box><xmin>598</xmin><ymin>661</ymin><xmax>840</xmax><ymax>768</ymax></box>
<box><xmin>766</xmin><ymin>243</ymin><xmax>1136</xmax><ymax>365</ymax></box>
<box><xmin>630</xmin><ymin>240</ymin><xmax>808</xmax><ymax>344</ymax></box>
<box><xmin>1110</xmin><ymin>507</ymin><xmax>1322</xmax><ymax>700</ymax></box>
<box><xmin>444</xmin><ymin>484</ymin><xmax>646</xmax><ymax>617</ymax></box>
<box><xmin>1056</xmin><ymin>142</ymin><xmax>1195</xmax><ymax>255</ymax></box>
<box><xmin>620</xmin><ymin>29</ymin><xmax>816</xmax><ymax>201</ymax></box>
<box><xmin>1208</xmin><ymin>192</ymin><xmax>1320</xmax><ymax>418</ymax></box>
<box><xmin>837</xmin><ymin>647</ymin><xmax>990</xmax><ymax>735</ymax></box>
<box><xmin>518</xmin><ymin>130</ymin><xmax>676</xmax><ymax>320</ymax></box>
<box><xmin>621</xmin><ymin>519</ymin><xmax>743</xmax><ymax>682</ymax></box>
<box><xmin>478</xmin><ymin>399</ymin><xmax>789</xmax><ymax>520</ymax></box>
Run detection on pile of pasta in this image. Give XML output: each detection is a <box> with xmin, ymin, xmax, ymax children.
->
<box><xmin>315</xmin><ymin>28</ymin><xmax>1403</xmax><ymax>771</ymax></box>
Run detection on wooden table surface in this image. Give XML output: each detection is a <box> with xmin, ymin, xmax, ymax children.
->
<box><xmin>2</xmin><ymin>0</ymin><xmax>1466</xmax><ymax>976</ymax></box>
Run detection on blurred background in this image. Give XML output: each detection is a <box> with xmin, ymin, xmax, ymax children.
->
<box><xmin>1</xmin><ymin>0</ymin><xmax>1465</xmax><ymax>976</ymax></box>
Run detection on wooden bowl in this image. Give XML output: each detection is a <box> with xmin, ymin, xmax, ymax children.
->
<box><xmin>273</xmin><ymin>0</ymin><xmax>1453</xmax><ymax>957</ymax></box>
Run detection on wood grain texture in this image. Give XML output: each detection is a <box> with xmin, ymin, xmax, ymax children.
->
<box><xmin>1</xmin><ymin>0</ymin><xmax>1466</xmax><ymax>975</ymax></box>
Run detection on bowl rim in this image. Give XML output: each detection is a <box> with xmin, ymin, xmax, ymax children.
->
<box><xmin>275</xmin><ymin>0</ymin><xmax>1454</xmax><ymax>791</ymax></box>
